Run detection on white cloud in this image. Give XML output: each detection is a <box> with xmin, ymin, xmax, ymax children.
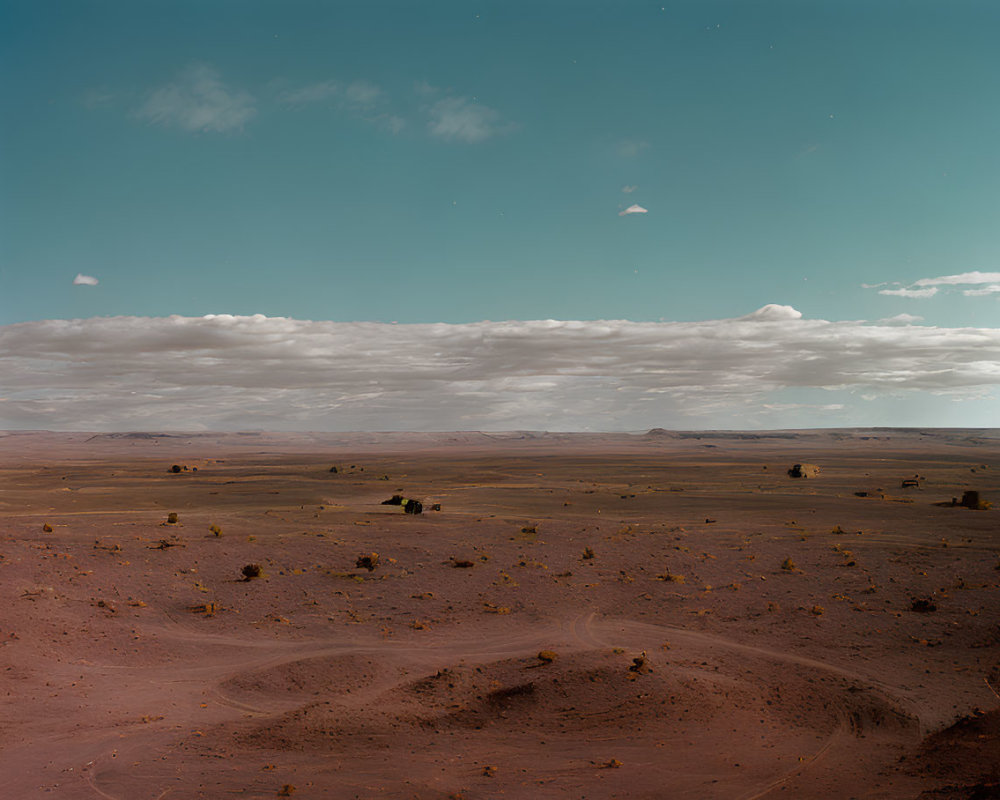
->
<box><xmin>870</xmin><ymin>271</ymin><xmax>1000</xmax><ymax>300</ymax></box>
<box><xmin>879</xmin><ymin>313</ymin><xmax>923</xmax><ymax>325</ymax></box>
<box><xmin>740</xmin><ymin>304</ymin><xmax>801</xmax><ymax>321</ymax></box>
<box><xmin>618</xmin><ymin>204</ymin><xmax>648</xmax><ymax>217</ymax></box>
<box><xmin>622</xmin><ymin>185</ymin><xmax>638</xmax><ymax>193</ymax></box>
<box><xmin>878</xmin><ymin>287</ymin><xmax>938</xmax><ymax>298</ymax></box>
<box><xmin>427</xmin><ymin>95</ymin><xmax>509</xmax><ymax>143</ymax></box>
<box><xmin>73</xmin><ymin>274</ymin><xmax>99</xmax><ymax>286</ymax></box>
<box><xmin>2</xmin><ymin>308</ymin><xmax>999</xmax><ymax>432</ymax></box>
<box><xmin>913</xmin><ymin>271</ymin><xmax>1000</xmax><ymax>287</ymax></box>
<box><xmin>963</xmin><ymin>285</ymin><xmax>1000</xmax><ymax>297</ymax></box>
<box><xmin>137</xmin><ymin>64</ymin><xmax>256</xmax><ymax>133</ymax></box>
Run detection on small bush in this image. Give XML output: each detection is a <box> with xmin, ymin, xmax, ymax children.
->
<box><xmin>42</xmin><ymin>523</ymin><xmax>53</xmax><ymax>532</ymax></box>
<box><xmin>167</xmin><ymin>512</ymin><xmax>178</xmax><ymax>524</ymax></box>
<box><xmin>537</xmin><ymin>650</ymin><xmax>557</xmax><ymax>664</ymax></box>
<box><xmin>241</xmin><ymin>563</ymin><xmax>263</xmax><ymax>580</ymax></box>
<box><xmin>355</xmin><ymin>553</ymin><xmax>380</xmax><ymax>571</ymax></box>
<box><xmin>781</xmin><ymin>557</ymin><xmax>796</xmax><ymax>571</ymax></box>
<box><xmin>582</xmin><ymin>547</ymin><xmax>595</xmax><ymax>560</ymax></box>
<box><xmin>208</xmin><ymin>524</ymin><xmax>222</xmax><ymax>537</ymax></box>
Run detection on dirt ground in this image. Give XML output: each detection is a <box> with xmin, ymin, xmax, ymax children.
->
<box><xmin>0</xmin><ymin>428</ymin><xmax>998</xmax><ymax>799</ymax></box>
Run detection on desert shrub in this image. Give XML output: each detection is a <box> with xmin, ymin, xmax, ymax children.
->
<box><xmin>170</xmin><ymin>464</ymin><xmax>182</xmax><ymax>473</ymax></box>
<box><xmin>241</xmin><ymin>563</ymin><xmax>262</xmax><ymax>580</ymax></box>
<box><xmin>404</xmin><ymin>499</ymin><xmax>423</xmax><ymax>515</ymax></box>
<box><xmin>167</xmin><ymin>512</ymin><xmax>178</xmax><ymax>524</ymax></box>
<box><xmin>355</xmin><ymin>553</ymin><xmax>380</xmax><ymax>571</ymax></box>
<box><xmin>537</xmin><ymin>650</ymin><xmax>557</xmax><ymax>664</ymax></box>
<box><xmin>910</xmin><ymin>598</ymin><xmax>937</xmax><ymax>613</ymax></box>
<box><xmin>42</xmin><ymin>523</ymin><xmax>52</xmax><ymax>532</ymax></box>
<box><xmin>208</xmin><ymin>524</ymin><xmax>222</xmax><ymax>536</ymax></box>
<box><xmin>628</xmin><ymin>652</ymin><xmax>648</xmax><ymax>673</ymax></box>
<box><xmin>781</xmin><ymin>557</ymin><xmax>796</xmax><ymax>571</ymax></box>
<box><xmin>381</xmin><ymin>495</ymin><xmax>404</xmax><ymax>505</ymax></box>
<box><xmin>582</xmin><ymin>547</ymin><xmax>595</xmax><ymax>560</ymax></box>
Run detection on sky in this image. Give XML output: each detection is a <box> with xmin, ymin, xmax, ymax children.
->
<box><xmin>2</xmin><ymin>0</ymin><xmax>999</xmax><ymax>431</ymax></box>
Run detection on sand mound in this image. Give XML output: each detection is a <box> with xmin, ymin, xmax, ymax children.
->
<box><xmin>912</xmin><ymin>709</ymin><xmax>1000</xmax><ymax>799</ymax></box>
<box><xmin>220</xmin><ymin>652</ymin><xmax>383</xmax><ymax>700</ymax></box>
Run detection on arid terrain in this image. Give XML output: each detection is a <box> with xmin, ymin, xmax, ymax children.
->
<box><xmin>1</xmin><ymin>429</ymin><xmax>998</xmax><ymax>799</ymax></box>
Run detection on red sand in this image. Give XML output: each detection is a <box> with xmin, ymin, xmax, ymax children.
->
<box><xmin>1</xmin><ymin>429</ymin><xmax>998</xmax><ymax>799</ymax></box>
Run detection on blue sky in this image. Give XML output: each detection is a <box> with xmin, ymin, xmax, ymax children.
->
<box><xmin>2</xmin><ymin>1</ymin><xmax>999</xmax><ymax>430</ymax></box>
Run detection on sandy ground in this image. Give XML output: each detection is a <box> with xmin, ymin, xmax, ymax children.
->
<box><xmin>0</xmin><ymin>428</ymin><xmax>998</xmax><ymax>799</ymax></box>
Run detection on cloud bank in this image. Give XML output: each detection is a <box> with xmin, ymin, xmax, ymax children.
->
<box><xmin>2</xmin><ymin>310</ymin><xmax>998</xmax><ymax>431</ymax></box>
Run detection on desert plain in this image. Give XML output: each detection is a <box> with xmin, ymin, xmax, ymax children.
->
<box><xmin>0</xmin><ymin>428</ymin><xmax>998</xmax><ymax>799</ymax></box>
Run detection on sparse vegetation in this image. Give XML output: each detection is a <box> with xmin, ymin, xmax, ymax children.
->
<box><xmin>42</xmin><ymin>523</ymin><xmax>52</xmax><ymax>532</ymax></box>
<box><xmin>166</xmin><ymin>512</ymin><xmax>178</xmax><ymax>524</ymax></box>
<box><xmin>537</xmin><ymin>650</ymin><xmax>557</xmax><ymax>664</ymax></box>
<box><xmin>241</xmin><ymin>563</ymin><xmax>263</xmax><ymax>581</ymax></box>
<box><xmin>208</xmin><ymin>524</ymin><xmax>222</xmax><ymax>536</ymax></box>
<box><xmin>781</xmin><ymin>557</ymin><xmax>796</xmax><ymax>571</ymax></box>
<box><xmin>582</xmin><ymin>547</ymin><xmax>595</xmax><ymax>560</ymax></box>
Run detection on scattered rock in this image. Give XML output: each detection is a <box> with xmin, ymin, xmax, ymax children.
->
<box><xmin>404</xmin><ymin>499</ymin><xmax>423</xmax><ymax>515</ymax></box>
<box><xmin>911</xmin><ymin>598</ymin><xmax>937</xmax><ymax>613</ymax></box>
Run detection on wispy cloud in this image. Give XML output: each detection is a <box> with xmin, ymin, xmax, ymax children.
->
<box><xmin>618</xmin><ymin>140</ymin><xmax>649</xmax><ymax>157</ymax></box>
<box><xmin>73</xmin><ymin>274</ymin><xmax>99</xmax><ymax>286</ymax></box>
<box><xmin>79</xmin><ymin>88</ymin><xmax>115</xmax><ymax>110</ymax></box>
<box><xmin>622</xmin><ymin>185</ymin><xmax>638</xmax><ymax>194</ymax></box>
<box><xmin>278</xmin><ymin>79</ymin><xmax>382</xmax><ymax>111</ymax></box>
<box><xmin>870</xmin><ymin>271</ymin><xmax>1000</xmax><ymax>300</ymax></box>
<box><xmin>137</xmin><ymin>64</ymin><xmax>256</xmax><ymax>133</ymax></box>
<box><xmin>2</xmin><ymin>309</ymin><xmax>998</xmax><ymax>431</ymax></box>
<box><xmin>618</xmin><ymin>204</ymin><xmax>648</xmax><ymax>216</ymax></box>
<box><xmin>278</xmin><ymin>80</ymin><xmax>341</xmax><ymax>106</ymax></box>
<box><xmin>913</xmin><ymin>271</ymin><xmax>1000</xmax><ymax>287</ymax></box>
<box><xmin>878</xmin><ymin>287</ymin><xmax>938</xmax><ymax>298</ymax></box>
<box><xmin>426</xmin><ymin>95</ymin><xmax>511</xmax><ymax>143</ymax></box>
<box><xmin>962</xmin><ymin>285</ymin><xmax>1000</xmax><ymax>297</ymax></box>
